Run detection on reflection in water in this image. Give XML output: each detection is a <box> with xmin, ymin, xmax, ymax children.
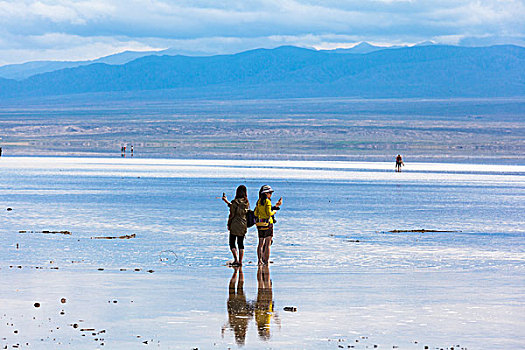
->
<box><xmin>224</xmin><ymin>267</ymin><xmax>253</xmax><ymax>345</ymax></box>
<box><xmin>223</xmin><ymin>265</ymin><xmax>280</xmax><ymax>346</ymax></box>
<box><xmin>255</xmin><ymin>265</ymin><xmax>273</xmax><ymax>341</ymax></box>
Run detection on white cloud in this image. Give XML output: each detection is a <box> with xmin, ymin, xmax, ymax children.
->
<box><xmin>0</xmin><ymin>0</ymin><xmax>523</xmax><ymax>64</ymax></box>
<box><xmin>31</xmin><ymin>1</ymin><xmax>84</xmax><ymax>24</ymax></box>
<box><xmin>0</xmin><ymin>31</ymin><xmax>161</xmax><ymax>64</ymax></box>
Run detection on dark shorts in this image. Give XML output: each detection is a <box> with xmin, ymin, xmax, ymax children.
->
<box><xmin>229</xmin><ymin>234</ymin><xmax>245</xmax><ymax>250</ymax></box>
<box><xmin>257</xmin><ymin>225</ymin><xmax>274</xmax><ymax>239</ymax></box>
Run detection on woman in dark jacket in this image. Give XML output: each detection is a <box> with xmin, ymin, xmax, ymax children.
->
<box><xmin>222</xmin><ymin>185</ymin><xmax>250</xmax><ymax>266</ymax></box>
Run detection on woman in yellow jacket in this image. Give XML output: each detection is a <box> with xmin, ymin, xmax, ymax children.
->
<box><xmin>254</xmin><ymin>185</ymin><xmax>282</xmax><ymax>265</ymax></box>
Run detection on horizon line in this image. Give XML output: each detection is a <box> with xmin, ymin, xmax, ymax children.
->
<box><xmin>2</xmin><ymin>41</ymin><xmax>525</xmax><ymax>68</ymax></box>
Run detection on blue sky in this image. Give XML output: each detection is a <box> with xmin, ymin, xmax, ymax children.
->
<box><xmin>0</xmin><ymin>0</ymin><xmax>524</xmax><ymax>65</ymax></box>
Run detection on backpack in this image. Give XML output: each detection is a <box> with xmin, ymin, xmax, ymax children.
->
<box><xmin>246</xmin><ymin>210</ymin><xmax>256</xmax><ymax>228</ymax></box>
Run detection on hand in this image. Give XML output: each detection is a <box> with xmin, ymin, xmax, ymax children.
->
<box><xmin>276</xmin><ymin>197</ymin><xmax>282</xmax><ymax>207</ymax></box>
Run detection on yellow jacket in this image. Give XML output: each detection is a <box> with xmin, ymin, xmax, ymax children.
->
<box><xmin>254</xmin><ymin>198</ymin><xmax>275</xmax><ymax>228</ymax></box>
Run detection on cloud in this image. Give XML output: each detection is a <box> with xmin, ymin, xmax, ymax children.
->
<box><xmin>0</xmin><ymin>0</ymin><xmax>524</xmax><ymax>64</ymax></box>
<box><xmin>0</xmin><ymin>30</ymin><xmax>160</xmax><ymax>64</ymax></box>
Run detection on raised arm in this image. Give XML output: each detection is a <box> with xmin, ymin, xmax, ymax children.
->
<box><xmin>222</xmin><ymin>193</ymin><xmax>231</xmax><ymax>207</ymax></box>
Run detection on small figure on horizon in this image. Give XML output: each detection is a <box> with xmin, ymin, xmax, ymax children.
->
<box><xmin>121</xmin><ymin>146</ymin><xmax>125</xmax><ymax>157</ymax></box>
<box><xmin>0</xmin><ymin>146</ymin><xmax>2</xmax><ymax>157</ymax></box>
<box><xmin>131</xmin><ymin>145</ymin><xmax>134</xmax><ymax>157</ymax></box>
<box><xmin>395</xmin><ymin>154</ymin><xmax>404</xmax><ymax>172</ymax></box>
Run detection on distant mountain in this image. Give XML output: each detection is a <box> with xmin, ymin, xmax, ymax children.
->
<box><xmin>323</xmin><ymin>42</ymin><xmax>406</xmax><ymax>54</ymax></box>
<box><xmin>0</xmin><ymin>42</ymin><xmax>396</xmax><ymax>81</ymax></box>
<box><xmin>0</xmin><ymin>45</ymin><xmax>523</xmax><ymax>99</ymax></box>
<box><xmin>0</xmin><ymin>50</ymin><xmax>165</xmax><ymax>80</ymax></box>
<box><xmin>415</xmin><ymin>41</ymin><xmax>436</xmax><ymax>47</ymax></box>
<box><xmin>92</xmin><ymin>47</ymin><xmax>214</xmax><ymax>64</ymax></box>
<box><xmin>0</xmin><ymin>60</ymin><xmax>87</xmax><ymax>80</ymax></box>
<box><xmin>0</xmin><ymin>48</ymin><xmax>222</xmax><ymax>80</ymax></box>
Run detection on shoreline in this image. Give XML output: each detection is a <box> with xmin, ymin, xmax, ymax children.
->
<box><xmin>2</xmin><ymin>155</ymin><xmax>525</xmax><ymax>172</ymax></box>
<box><xmin>1</xmin><ymin>150</ymin><xmax>525</xmax><ymax>166</ymax></box>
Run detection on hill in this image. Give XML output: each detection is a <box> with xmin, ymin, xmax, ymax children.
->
<box><xmin>0</xmin><ymin>45</ymin><xmax>523</xmax><ymax>99</ymax></box>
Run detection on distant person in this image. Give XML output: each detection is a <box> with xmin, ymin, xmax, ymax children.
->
<box><xmin>254</xmin><ymin>185</ymin><xmax>282</xmax><ymax>265</ymax></box>
<box><xmin>121</xmin><ymin>146</ymin><xmax>125</xmax><ymax>157</ymax></box>
<box><xmin>222</xmin><ymin>266</ymin><xmax>252</xmax><ymax>346</ymax></box>
<box><xmin>222</xmin><ymin>185</ymin><xmax>250</xmax><ymax>266</ymax></box>
<box><xmin>395</xmin><ymin>154</ymin><xmax>404</xmax><ymax>172</ymax></box>
<box><xmin>0</xmin><ymin>147</ymin><xmax>2</xmax><ymax>157</ymax></box>
<box><xmin>131</xmin><ymin>145</ymin><xmax>134</xmax><ymax>157</ymax></box>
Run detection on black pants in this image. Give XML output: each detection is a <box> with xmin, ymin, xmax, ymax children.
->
<box><xmin>229</xmin><ymin>234</ymin><xmax>245</xmax><ymax>249</ymax></box>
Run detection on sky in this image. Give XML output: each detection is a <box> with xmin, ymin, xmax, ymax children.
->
<box><xmin>0</xmin><ymin>0</ymin><xmax>524</xmax><ymax>65</ymax></box>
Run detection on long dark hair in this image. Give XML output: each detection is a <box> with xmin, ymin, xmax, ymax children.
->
<box><xmin>235</xmin><ymin>185</ymin><xmax>248</xmax><ymax>203</ymax></box>
<box><xmin>258</xmin><ymin>185</ymin><xmax>268</xmax><ymax>206</ymax></box>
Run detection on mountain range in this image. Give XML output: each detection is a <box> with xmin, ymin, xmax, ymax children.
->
<box><xmin>0</xmin><ymin>44</ymin><xmax>523</xmax><ymax>99</ymax></box>
<box><xmin>0</xmin><ymin>42</ymin><xmax>409</xmax><ymax>81</ymax></box>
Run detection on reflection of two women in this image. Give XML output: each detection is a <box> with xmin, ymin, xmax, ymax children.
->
<box><xmin>223</xmin><ymin>265</ymin><xmax>279</xmax><ymax>345</ymax></box>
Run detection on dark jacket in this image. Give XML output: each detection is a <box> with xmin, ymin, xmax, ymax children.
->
<box><xmin>228</xmin><ymin>198</ymin><xmax>249</xmax><ymax>236</ymax></box>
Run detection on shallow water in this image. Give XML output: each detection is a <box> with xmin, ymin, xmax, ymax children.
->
<box><xmin>1</xmin><ymin>157</ymin><xmax>524</xmax><ymax>349</ymax></box>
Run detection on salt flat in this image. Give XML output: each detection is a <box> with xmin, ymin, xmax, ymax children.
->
<box><xmin>1</xmin><ymin>97</ymin><xmax>524</xmax><ymax>164</ymax></box>
<box><xmin>1</xmin><ymin>157</ymin><xmax>524</xmax><ymax>349</ymax></box>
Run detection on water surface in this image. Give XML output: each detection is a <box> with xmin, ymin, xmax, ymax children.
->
<box><xmin>1</xmin><ymin>157</ymin><xmax>524</xmax><ymax>349</ymax></box>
